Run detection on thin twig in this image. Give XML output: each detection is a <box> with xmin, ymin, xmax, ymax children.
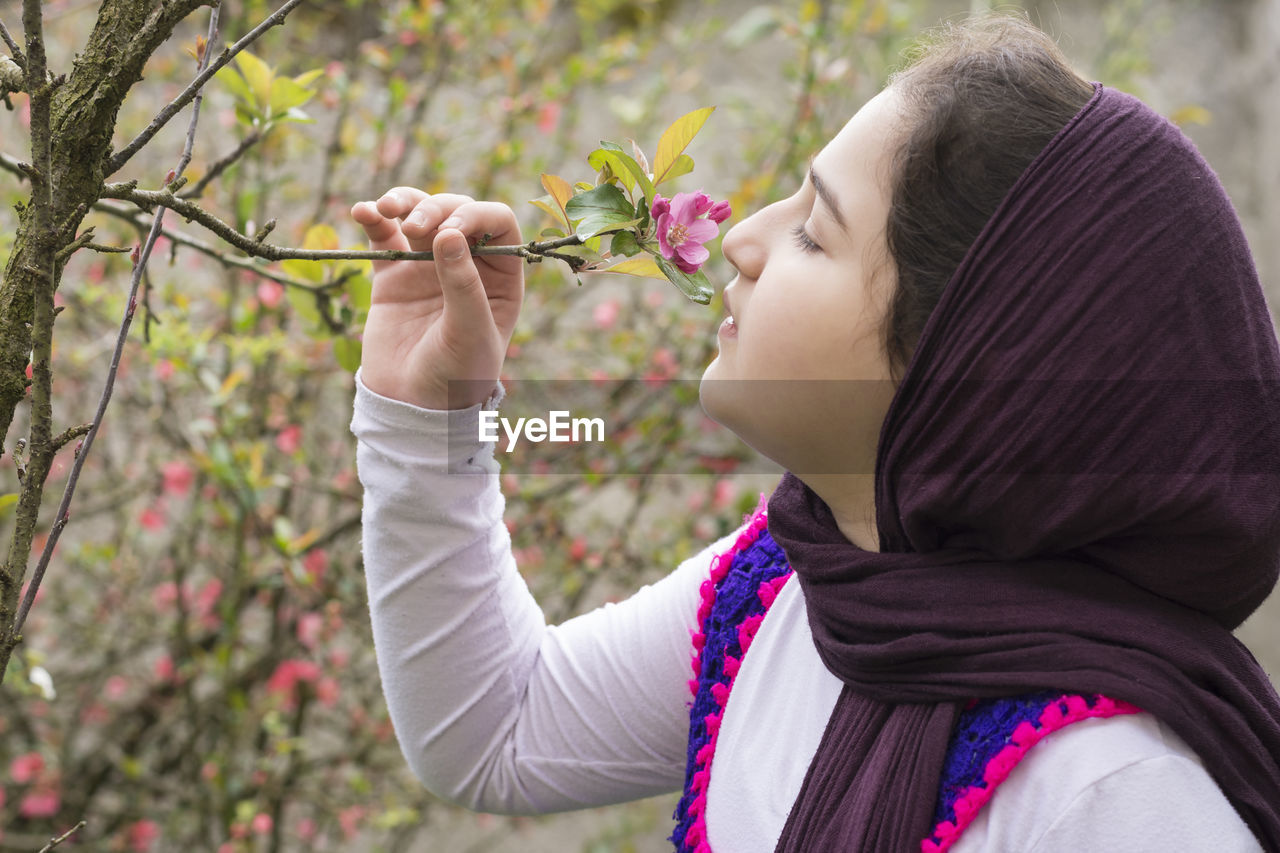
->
<box><xmin>106</xmin><ymin>0</ymin><xmax>305</xmax><ymax>176</ymax></box>
<box><xmin>12</xmin><ymin>6</ymin><xmax>223</xmax><ymax>638</ymax></box>
<box><xmin>179</xmin><ymin>130</ymin><xmax>262</xmax><ymax>199</ymax></box>
<box><xmin>92</xmin><ymin>199</ymin><xmax>353</xmax><ymax>291</ymax></box>
<box><xmin>100</xmin><ymin>183</ymin><xmax>594</xmax><ymax>265</ymax></box>
<box><xmin>36</xmin><ymin>819</ymin><xmax>87</xmax><ymax>852</ymax></box>
<box><xmin>0</xmin><ymin>16</ymin><xmax>24</xmax><ymax>71</ymax></box>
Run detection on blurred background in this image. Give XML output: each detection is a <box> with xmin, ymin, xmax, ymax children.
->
<box><xmin>0</xmin><ymin>0</ymin><xmax>1277</xmax><ymax>850</ymax></box>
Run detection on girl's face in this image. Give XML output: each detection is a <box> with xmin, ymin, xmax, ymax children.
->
<box><xmin>700</xmin><ymin>86</ymin><xmax>903</xmax><ymax>481</ymax></box>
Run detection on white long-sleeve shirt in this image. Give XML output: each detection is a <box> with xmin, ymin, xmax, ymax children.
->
<box><xmin>349</xmin><ymin>369</ymin><xmax>1262</xmax><ymax>852</ymax></box>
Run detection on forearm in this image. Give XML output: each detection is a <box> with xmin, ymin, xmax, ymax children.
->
<box><xmin>350</xmin><ymin>369</ymin><xmax>717</xmax><ymax>813</ymax></box>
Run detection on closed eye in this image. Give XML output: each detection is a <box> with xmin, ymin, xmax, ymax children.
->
<box><xmin>791</xmin><ymin>223</ymin><xmax>822</xmax><ymax>254</ymax></box>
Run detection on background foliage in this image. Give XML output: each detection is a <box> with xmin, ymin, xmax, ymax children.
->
<box><xmin>1</xmin><ymin>0</ymin><xmax>1275</xmax><ymax>850</ymax></box>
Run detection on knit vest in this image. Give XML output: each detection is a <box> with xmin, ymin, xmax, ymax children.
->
<box><xmin>671</xmin><ymin>499</ymin><xmax>1144</xmax><ymax>853</ymax></box>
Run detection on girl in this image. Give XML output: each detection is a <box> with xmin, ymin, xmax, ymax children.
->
<box><xmin>348</xmin><ymin>12</ymin><xmax>1280</xmax><ymax>852</ymax></box>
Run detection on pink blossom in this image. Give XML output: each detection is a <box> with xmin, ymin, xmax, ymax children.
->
<box><xmin>154</xmin><ymin>655</ymin><xmax>176</xmax><ymax>682</ymax></box>
<box><xmin>297</xmin><ymin>612</ymin><xmax>324</xmax><ymax>649</ymax></box>
<box><xmin>592</xmin><ymin>299</ymin><xmax>619</xmax><ymax>330</ymax></box>
<box><xmin>295</xmin><ymin>818</ymin><xmax>317</xmax><ymax>841</ymax></box>
<box><xmin>10</xmin><ymin>752</ymin><xmax>44</xmax><ymax>784</ymax></box>
<box><xmin>537</xmin><ymin>102</ymin><xmax>561</xmax><ymax>135</ymax></box>
<box><xmin>275</xmin><ymin>425</ymin><xmax>302</xmax><ymax>454</ymax></box>
<box><xmin>20</xmin><ymin>788</ymin><xmax>59</xmax><ymax>818</ymax></box>
<box><xmin>161</xmin><ymin>460</ymin><xmax>195</xmax><ymax>495</ymax></box>
<box><xmin>105</xmin><ymin>675</ymin><xmax>130</xmax><ymax>701</ymax></box>
<box><xmin>653</xmin><ymin>191</ymin><xmax>731</xmax><ymax>274</ymax></box>
<box><xmin>302</xmin><ymin>549</ymin><xmax>328</xmax><ymax>585</ymax></box>
<box><xmin>257</xmin><ymin>281</ymin><xmax>283</xmax><ymax>309</ymax></box>
<box><xmin>128</xmin><ymin>819</ymin><xmax>161</xmax><ymax>852</ymax></box>
<box><xmin>139</xmin><ymin>500</ymin><xmax>167</xmax><ymax>531</ymax></box>
<box><xmin>252</xmin><ymin>814</ymin><xmax>273</xmax><ymax>835</ymax></box>
<box><xmin>315</xmin><ymin>677</ymin><xmax>340</xmax><ymax>708</ymax></box>
<box><xmin>338</xmin><ymin>805</ymin><xmax>366</xmax><ymax>839</ymax></box>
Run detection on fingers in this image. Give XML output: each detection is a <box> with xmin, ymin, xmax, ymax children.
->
<box><xmin>396</xmin><ymin>193</ymin><xmax>477</xmax><ymax>253</ymax></box>
<box><xmin>349</xmin><ymin>200</ymin><xmax>408</xmax><ymax>273</ymax></box>
<box><xmin>350</xmin><ymin>190</ymin><xmax>521</xmax><ymax>271</ymax></box>
<box><xmin>433</xmin><ymin>227</ymin><xmax>495</xmax><ymax>337</ymax></box>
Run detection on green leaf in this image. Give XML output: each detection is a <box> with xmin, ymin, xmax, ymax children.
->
<box><xmin>587</xmin><ymin>148</ymin><xmax>636</xmax><ymax>193</ymax></box>
<box><xmin>653</xmin><ymin>107</ymin><xmax>715</xmax><ymax>185</ymax></box>
<box><xmin>609</xmin><ymin>230</ymin><xmax>642</xmax><ymax>257</ymax></box>
<box><xmin>539</xmin><ymin>174</ymin><xmax>575</xmax><ymax>229</ymax></box>
<box><xmin>657</xmin><ymin>154</ymin><xmax>695</xmax><ymax>185</ymax></box>
<box><xmin>333</xmin><ymin>337</ymin><xmax>362</xmax><ymax>372</ymax></box>
<box><xmin>592</xmin><ymin>143</ymin><xmax>655</xmax><ymax>204</ymax></box>
<box><xmin>539</xmin><ymin>226</ymin><xmax>566</xmax><ymax>239</ymax></box>
<box><xmin>0</xmin><ymin>493</ymin><xmax>18</xmax><ymax>520</ymax></box>
<box><xmin>529</xmin><ymin>195</ymin><xmax>564</xmax><ymax>224</ymax></box>
<box><xmin>233</xmin><ymin>102</ymin><xmax>260</xmax><ymax>127</ymax></box>
<box><xmin>286</xmin><ymin>286</ymin><xmax>322</xmax><ymax>327</ymax></box>
<box><xmin>346</xmin><ymin>273</ymin><xmax>372</xmax><ymax>311</ymax></box>
<box><xmin>233</xmin><ymin>50</ymin><xmax>274</xmax><ymax>109</ymax></box>
<box><xmin>269</xmin><ymin>76</ymin><xmax>315</xmax><ymax>115</ymax></box>
<box><xmin>293</xmin><ymin>68</ymin><xmax>325</xmax><ymax>88</ymax></box>
<box><xmin>565</xmin><ymin>184</ymin><xmax>639</xmax><ymax>239</ymax></box>
<box><xmin>606</xmin><ymin>255</ymin><xmax>667</xmax><ymax>280</ymax></box>
<box><xmin>653</xmin><ymin>254</ymin><xmax>714</xmax><ymax>303</ymax></box>
<box><xmin>216</xmin><ymin>62</ymin><xmax>254</xmax><ymax>105</ymax></box>
<box><xmin>555</xmin><ymin>245</ymin><xmax>608</xmax><ymax>268</ymax></box>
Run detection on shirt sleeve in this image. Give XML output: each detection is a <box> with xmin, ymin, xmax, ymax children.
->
<box><xmin>1025</xmin><ymin>755</ymin><xmax>1263</xmax><ymax>852</ymax></box>
<box><xmin>349</xmin><ymin>368</ymin><xmax>743</xmax><ymax>815</ymax></box>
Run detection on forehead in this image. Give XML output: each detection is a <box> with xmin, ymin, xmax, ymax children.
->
<box><xmin>812</xmin><ymin>87</ymin><xmax>903</xmax><ymax>193</ymax></box>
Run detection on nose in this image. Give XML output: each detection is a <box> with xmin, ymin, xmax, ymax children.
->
<box><xmin>720</xmin><ymin>206</ymin><xmax>769</xmax><ymax>281</ymax></box>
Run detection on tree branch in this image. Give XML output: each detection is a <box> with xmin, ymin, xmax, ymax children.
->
<box><xmin>99</xmin><ymin>184</ymin><xmax>594</xmax><ymax>266</ymax></box>
<box><xmin>0</xmin><ymin>16</ymin><xmax>24</xmax><ymax>71</ymax></box>
<box><xmin>91</xmin><ymin>200</ymin><xmax>353</xmax><ymax>292</ymax></box>
<box><xmin>179</xmin><ymin>130</ymin><xmax>262</xmax><ymax>199</ymax></box>
<box><xmin>11</xmin><ymin>4</ymin><xmax>223</xmax><ymax>641</ymax></box>
<box><xmin>106</xmin><ymin>0</ymin><xmax>306</xmax><ymax>176</ymax></box>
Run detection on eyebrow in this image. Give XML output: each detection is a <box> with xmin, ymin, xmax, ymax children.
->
<box><xmin>808</xmin><ymin>162</ymin><xmax>848</xmax><ymax>233</ymax></box>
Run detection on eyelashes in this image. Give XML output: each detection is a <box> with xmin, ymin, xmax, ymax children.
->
<box><xmin>791</xmin><ymin>223</ymin><xmax>822</xmax><ymax>254</ymax></box>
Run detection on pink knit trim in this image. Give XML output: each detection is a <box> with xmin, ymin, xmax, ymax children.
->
<box><xmin>920</xmin><ymin>694</ymin><xmax>1144</xmax><ymax>853</ymax></box>
<box><xmin>685</xmin><ymin>492</ymin><xmax>786</xmax><ymax>853</ymax></box>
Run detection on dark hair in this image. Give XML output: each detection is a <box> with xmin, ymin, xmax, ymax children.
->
<box><xmin>879</xmin><ymin>13</ymin><xmax>1095</xmax><ymax>383</ymax></box>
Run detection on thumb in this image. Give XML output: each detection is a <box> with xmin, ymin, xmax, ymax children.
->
<box><xmin>434</xmin><ymin>229</ymin><xmax>493</xmax><ymax>332</ymax></box>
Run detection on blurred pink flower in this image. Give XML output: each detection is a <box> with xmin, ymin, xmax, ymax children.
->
<box><xmin>295</xmin><ymin>818</ymin><xmax>317</xmax><ymax>841</ymax></box>
<box><xmin>161</xmin><ymin>460</ymin><xmax>195</xmax><ymax>495</ymax></box>
<box><xmin>302</xmin><ymin>549</ymin><xmax>328</xmax><ymax>585</ymax></box>
<box><xmin>10</xmin><ymin>752</ymin><xmax>44</xmax><ymax>784</ymax></box>
<box><xmin>139</xmin><ymin>500</ymin><xmax>167</xmax><ymax>531</ymax></box>
<box><xmin>593</xmin><ymin>299</ymin><xmax>620</xmax><ymax>330</ymax></box>
<box><xmin>257</xmin><ymin>281</ymin><xmax>283</xmax><ymax>309</ymax></box>
<box><xmin>275</xmin><ymin>424</ymin><xmax>302</xmax><ymax>454</ymax></box>
<box><xmin>315</xmin><ymin>677</ymin><xmax>340</xmax><ymax>708</ymax></box>
<box><xmin>653</xmin><ymin>191</ymin><xmax>731</xmax><ymax>274</ymax></box>
<box><xmin>252</xmin><ymin>814</ymin><xmax>273</xmax><ymax>836</ymax></box>
<box><xmin>297</xmin><ymin>612</ymin><xmax>324</xmax><ymax>649</ymax></box>
<box><xmin>19</xmin><ymin>788</ymin><xmax>59</xmax><ymax>818</ymax></box>
<box><xmin>128</xmin><ymin>819</ymin><xmax>161</xmax><ymax>852</ymax></box>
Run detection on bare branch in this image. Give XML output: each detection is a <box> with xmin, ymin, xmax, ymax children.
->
<box><xmin>106</xmin><ymin>0</ymin><xmax>306</xmax><ymax>176</ymax></box>
<box><xmin>12</xmin><ymin>5</ymin><xmax>224</xmax><ymax>640</ymax></box>
<box><xmin>36</xmin><ymin>820</ymin><xmax>87</xmax><ymax>853</ymax></box>
<box><xmin>92</xmin><ymin>200</ymin><xmax>352</xmax><ymax>292</ymax></box>
<box><xmin>179</xmin><ymin>130</ymin><xmax>263</xmax><ymax>199</ymax></box>
<box><xmin>99</xmin><ymin>184</ymin><xmax>593</xmax><ymax>267</ymax></box>
<box><xmin>52</xmin><ymin>423</ymin><xmax>92</xmax><ymax>453</ymax></box>
<box><xmin>0</xmin><ymin>16</ymin><xmax>24</xmax><ymax>71</ymax></box>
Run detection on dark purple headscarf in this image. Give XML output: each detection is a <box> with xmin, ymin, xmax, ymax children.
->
<box><xmin>769</xmin><ymin>82</ymin><xmax>1280</xmax><ymax>851</ymax></box>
